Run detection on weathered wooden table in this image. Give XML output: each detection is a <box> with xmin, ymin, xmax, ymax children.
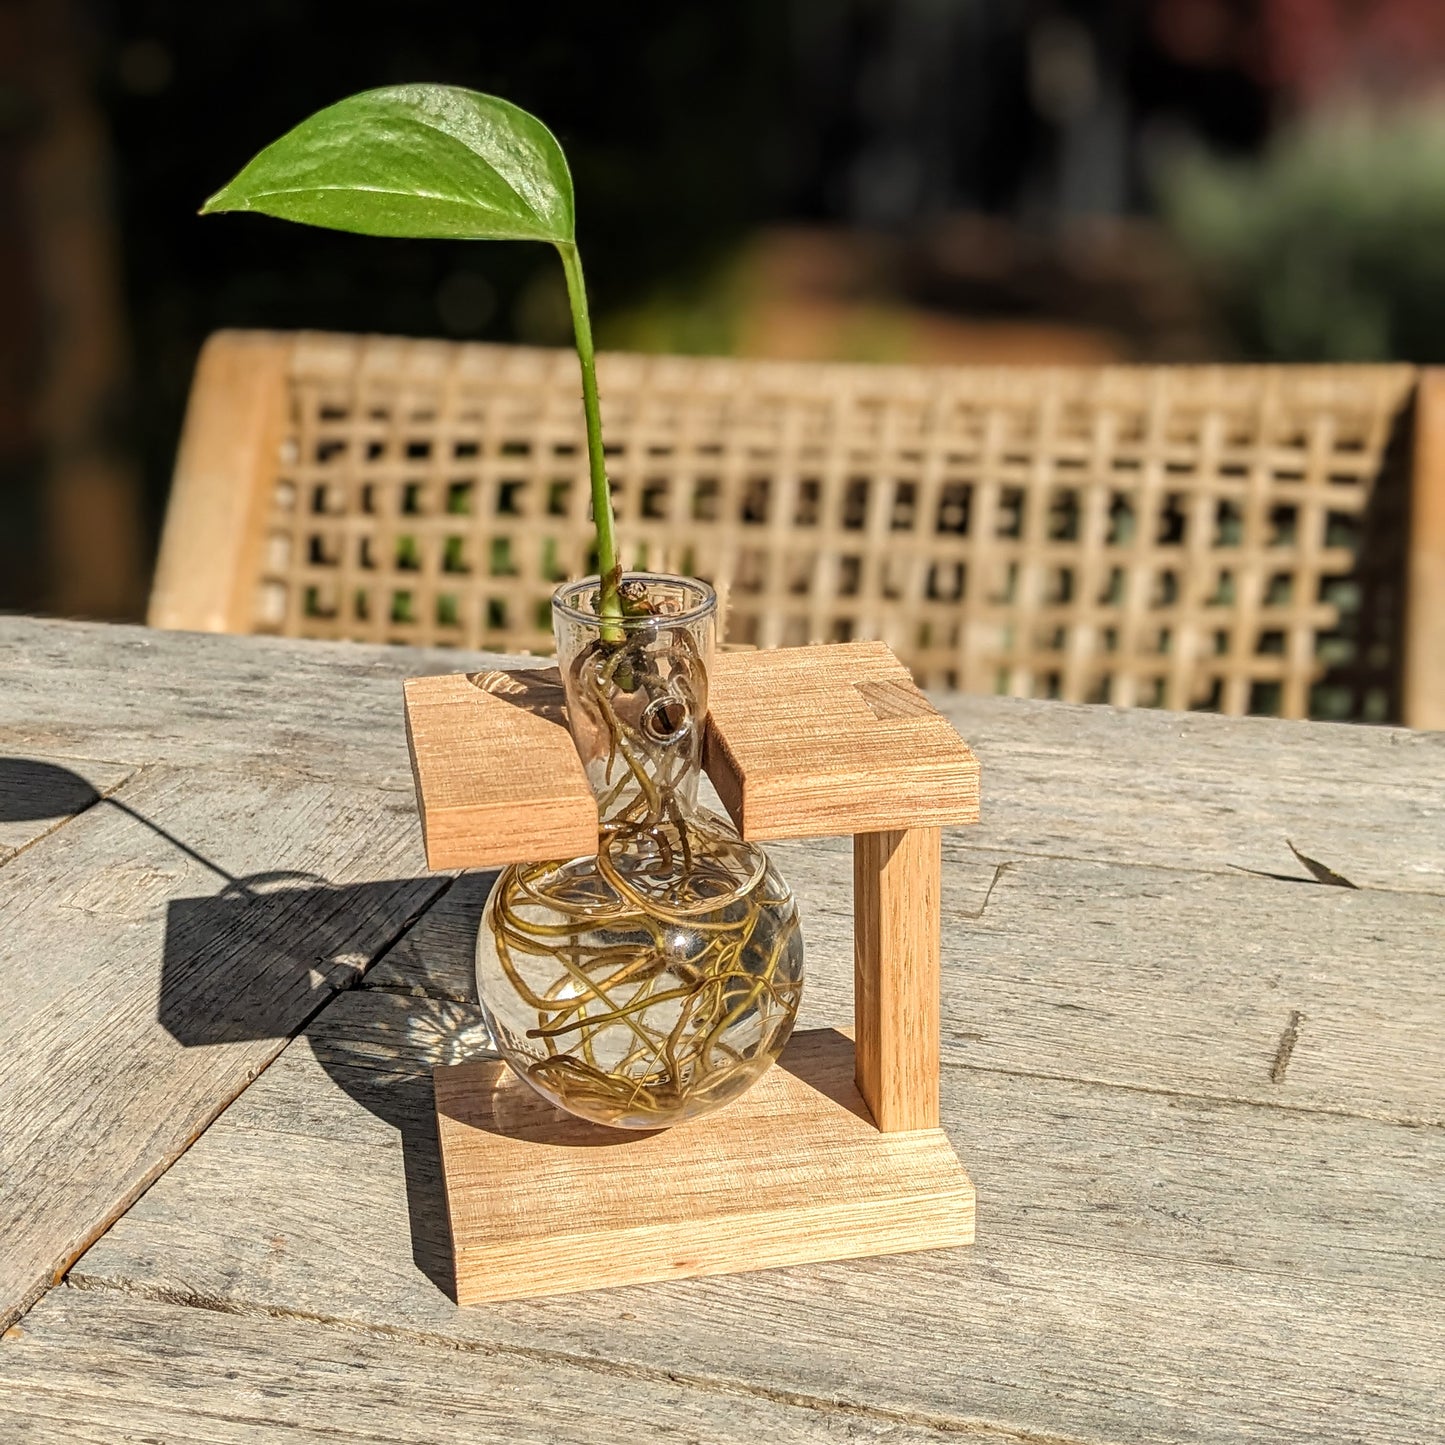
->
<box><xmin>0</xmin><ymin>616</ymin><xmax>1441</xmax><ymax>1444</ymax></box>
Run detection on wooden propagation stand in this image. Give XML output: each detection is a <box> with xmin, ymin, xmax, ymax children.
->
<box><xmin>404</xmin><ymin>640</ymin><xmax>980</xmax><ymax>1305</ymax></box>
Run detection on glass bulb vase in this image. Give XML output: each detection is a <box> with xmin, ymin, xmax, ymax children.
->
<box><xmin>475</xmin><ymin>574</ymin><xmax>805</xmax><ymax>1130</ymax></box>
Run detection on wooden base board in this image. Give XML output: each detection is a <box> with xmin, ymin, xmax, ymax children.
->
<box><xmin>434</xmin><ymin>1028</ymin><xmax>975</xmax><ymax>1306</ymax></box>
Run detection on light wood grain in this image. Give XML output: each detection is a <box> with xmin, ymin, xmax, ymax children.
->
<box><xmin>64</xmin><ymin>982</ymin><xmax>1445</xmax><ymax>1445</ymax></box>
<box><xmin>403</xmin><ymin>671</ymin><xmax>597</xmax><ymax>868</ymax></box>
<box><xmin>0</xmin><ymin>1288</ymin><xmax>1023</xmax><ymax>1445</ymax></box>
<box><xmin>854</xmin><ymin>827</ymin><xmax>942</xmax><ymax>1131</ymax></box>
<box><xmin>1406</xmin><ymin>369</ymin><xmax>1445</xmax><ymax>729</ymax></box>
<box><xmin>371</xmin><ymin>848</ymin><xmax>1445</xmax><ymax>1126</ymax></box>
<box><xmin>148</xmin><ymin>331</ymin><xmax>291</xmax><ymax>634</ymax></box>
<box><xmin>0</xmin><ymin>762</ymin><xmax>443</xmax><ymax>1330</ymax></box>
<box><xmin>946</xmin><ymin>854</ymin><xmax>1445</xmax><ymax>1125</ymax></box>
<box><xmin>705</xmin><ymin>642</ymin><xmax>980</xmax><ymax>838</ymax></box>
<box><xmin>436</xmin><ymin>1027</ymin><xmax>972</xmax><ymax>1304</ymax></box>
<box><xmin>360</xmin><ymin>827</ymin><xmax>1011</xmax><ymax>1003</ymax></box>
<box><xmin>353</xmin><ymin>849</ymin><xmax>1445</xmax><ymax>1128</ymax></box>
<box><xmin>4</xmin><ymin>619</ymin><xmax>1445</xmax><ymax>1444</ymax></box>
<box><xmin>2</xmin><ymin>619</ymin><xmax>1441</xmax><ymax>892</ymax></box>
<box><xmin>403</xmin><ymin>640</ymin><xmax>980</xmax><ymax>869</ymax></box>
<box><xmin>78</xmin><ymin>985</ymin><xmax>1445</xmax><ymax>1299</ymax></box>
<box><xmin>944</xmin><ymin>691</ymin><xmax>1445</xmax><ymax>895</ymax></box>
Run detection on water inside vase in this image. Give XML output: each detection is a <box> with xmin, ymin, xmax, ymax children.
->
<box><xmin>473</xmin><ymin>574</ymin><xmax>805</xmax><ymax>1129</ymax></box>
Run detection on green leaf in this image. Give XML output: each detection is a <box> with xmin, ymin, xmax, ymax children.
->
<box><xmin>201</xmin><ymin>84</ymin><xmax>574</xmax><ymax>245</ymax></box>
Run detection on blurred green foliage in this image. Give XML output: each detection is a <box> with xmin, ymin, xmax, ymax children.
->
<box><xmin>1161</xmin><ymin>105</ymin><xmax>1445</xmax><ymax>363</ymax></box>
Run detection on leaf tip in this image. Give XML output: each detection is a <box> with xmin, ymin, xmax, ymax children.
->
<box><xmin>199</xmin><ymin>185</ymin><xmax>240</xmax><ymax>217</ymax></box>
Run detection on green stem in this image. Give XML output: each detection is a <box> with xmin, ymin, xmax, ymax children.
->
<box><xmin>558</xmin><ymin>241</ymin><xmax>622</xmax><ymax>629</ymax></box>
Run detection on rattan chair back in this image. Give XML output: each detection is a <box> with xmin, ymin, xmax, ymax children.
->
<box><xmin>150</xmin><ymin>331</ymin><xmax>1443</xmax><ymax>724</ymax></box>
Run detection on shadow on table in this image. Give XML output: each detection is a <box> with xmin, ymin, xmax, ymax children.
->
<box><xmin>0</xmin><ymin>757</ymin><xmax>109</xmax><ymax>824</ymax></box>
<box><xmin>0</xmin><ymin>756</ymin><xmax>478</xmax><ymax>1303</ymax></box>
<box><xmin>157</xmin><ymin>876</ymin><xmax>490</xmax><ymax>1301</ymax></box>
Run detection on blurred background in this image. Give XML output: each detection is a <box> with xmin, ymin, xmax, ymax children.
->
<box><xmin>4</xmin><ymin>0</ymin><xmax>1445</xmax><ymax>621</ymax></box>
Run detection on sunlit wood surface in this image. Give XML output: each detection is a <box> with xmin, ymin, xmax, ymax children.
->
<box><xmin>0</xmin><ymin>616</ymin><xmax>1441</xmax><ymax>1444</ymax></box>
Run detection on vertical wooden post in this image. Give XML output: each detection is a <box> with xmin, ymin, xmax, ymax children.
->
<box><xmin>1405</xmin><ymin>370</ymin><xmax>1445</xmax><ymax>730</ymax></box>
<box><xmin>853</xmin><ymin>826</ymin><xmax>941</xmax><ymax>1132</ymax></box>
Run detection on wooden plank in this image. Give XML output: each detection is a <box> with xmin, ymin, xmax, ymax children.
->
<box><xmin>360</xmin><ymin>834</ymin><xmax>1006</xmax><ymax>1003</ymax></box>
<box><xmin>2</xmin><ymin>617</ymin><xmax>1439</xmax><ymax>1439</ymax></box>
<box><xmin>403</xmin><ymin>670</ymin><xmax>596</xmax><ymax>868</ymax></box>
<box><xmin>64</xmin><ymin>1227</ymin><xmax>1442</xmax><ymax>1445</ymax></box>
<box><xmin>0</xmin><ymin>617</ymin><xmax>477</xmax><ymax>793</ymax></box>
<box><xmin>80</xmin><ymin>987</ymin><xmax>1445</xmax><ymax>1297</ymax></box>
<box><xmin>147</xmin><ymin>331</ymin><xmax>291</xmax><ymax>634</ymax></box>
<box><xmin>401</xmin><ymin>641</ymin><xmax>980</xmax><ymax>869</ymax></box>
<box><xmin>945</xmin><ymin>691</ymin><xmax>1445</xmax><ymax>895</ymax></box>
<box><xmin>704</xmin><ymin>641</ymin><xmax>980</xmax><ymax>838</ymax></box>
<box><xmin>0</xmin><ymin>754</ymin><xmax>133</xmax><ymax>865</ymax></box>
<box><xmin>67</xmin><ymin>985</ymin><xmax>1445</xmax><ymax>1444</ymax></box>
<box><xmin>947</xmin><ymin>854</ymin><xmax>1445</xmax><ymax>1126</ymax></box>
<box><xmin>0</xmin><ymin>763</ymin><xmax>444</xmax><ymax>1330</ymax></box>
<box><xmin>1</xmin><ymin>620</ymin><xmax>1442</xmax><ymax>893</ymax></box>
<box><xmin>0</xmin><ymin>1289</ymin><xmax>1020</xmax><ymax>1445</ymax></box>
<box><xmin>436</xmin><ymin>1028</ymin><xmax>972</xmax><ymax>1304</ymax></box>
<box><xmin>1405</xmin><ymin>369</ymin><xmax>1445</xmax><ymax>728</ymax></box>
<box><xmin>853</xmin><ymin>827</ymin><xmax>942</xmax><ymax>1130</ymax></box>
<box><xmin>369</xmin><ymin>848</ymin><xmax>1444</xmax><ymax>1126</ymax></box>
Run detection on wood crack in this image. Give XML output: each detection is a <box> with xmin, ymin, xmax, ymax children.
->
<box><xmin>56</xmin><ymin>1276</ymin><xmax>1096</xmax><ymax>1445</ymax></box>
<box><xmin>940</xmin><ymin>1055</ymin><xmax>1437</xmax><ymax>1130</ymax></box>
<box><xmin>946</xmin><ymin>842</ymin><xmax>1441</xmax><ymax>899</ymax></box>
<box><xmin>14</xmin><ymin>1386</ymin><xmax>400</xmax><ymax>1444</ymax></box>
<box><xmin>0</xmin><ymin>764</ymin><xmax>140</xmax><ymax>871</ymax></box>
<box><xmin>361</xmin><ymin>978</ymin><xmax>475</xmax><ymax>1005</ymax></box>
<box><xmin>961</xmin><ymin>861</ymin><xmax>1013</xmax><ymax>919</ymax></box>
<box><xmin>1270</xmin><ymin>1010</ymin><xmax>1305</xmax><ymax>1085</ymax></box>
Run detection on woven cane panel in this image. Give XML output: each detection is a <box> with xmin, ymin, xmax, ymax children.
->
<box><xmin>254</xmin><ymin>333</ymin><xmax>1416</xmax><ymax>719</ymax></box>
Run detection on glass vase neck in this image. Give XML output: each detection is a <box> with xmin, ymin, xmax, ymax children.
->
<box><xmin>552</xmin><ymin>574</ymin><xmax>717</xmax><ymax>828</ymax></box>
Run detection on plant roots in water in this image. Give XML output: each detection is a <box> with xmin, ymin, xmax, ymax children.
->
<box><xmin>476</xmin><ymin>626</ymin><xmax>804</xmax><ymax>1129</ymax></box>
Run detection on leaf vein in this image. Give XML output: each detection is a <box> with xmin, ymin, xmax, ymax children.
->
<box><xmin>235</xmin><ymin>184</ymin><xmax>499</xmax><ymax>205</ymax></box>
